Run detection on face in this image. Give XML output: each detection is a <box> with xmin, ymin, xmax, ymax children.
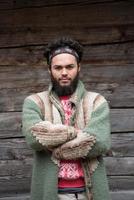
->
<box><xmin>49</xmin><ymin>53</ymin><xmax>80</xmax><ymax>96</ymax></box>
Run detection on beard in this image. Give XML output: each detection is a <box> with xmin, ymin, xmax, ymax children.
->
<box><xmin>50</xmin><ymin>73</ymin><xmax>79</xmax><ymax>96</ymax></box>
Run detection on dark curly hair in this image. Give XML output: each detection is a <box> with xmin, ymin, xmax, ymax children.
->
<box><xmin>44</xmin><ymin>36</ymin><xmax>83</xmax><ymax>66</ymax></box>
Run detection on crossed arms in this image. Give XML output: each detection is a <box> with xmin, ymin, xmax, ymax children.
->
<box><xmin>22</xmin><ymin>96</ymin><xmax>111</xmax><ymax>160</ymax></box>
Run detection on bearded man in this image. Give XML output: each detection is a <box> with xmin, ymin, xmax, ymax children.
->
<box><xmin>22</xmin><ymin>37</ymin><xmax>111</xmax><ymax>200</ymax></box>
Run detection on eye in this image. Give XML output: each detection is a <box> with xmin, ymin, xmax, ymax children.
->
<box><xmin>66</xmin><ymin>65</ymin><xmax>75</xmax><ymax>70</ymax></box>
<box><xmin>54</xmin><ymin>65</ymin><xmax>62</xmax><ymax>70</ymax></box>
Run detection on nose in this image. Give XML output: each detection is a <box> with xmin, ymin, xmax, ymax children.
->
<box><xmin>61</xmin><ymin>68</ymin><xmax>68</xmax><ymax>76</ymax></box>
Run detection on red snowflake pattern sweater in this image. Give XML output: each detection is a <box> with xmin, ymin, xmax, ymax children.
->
<box><xmin>58</xmin><ymin>96</ymin><xmax>85</xmax><ymax>189</ymax></box>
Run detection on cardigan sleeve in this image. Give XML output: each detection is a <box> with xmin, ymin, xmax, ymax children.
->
<box><xmin>22</xmin><ymin>97</ymin><xmax>46</xmax><ymax>151</ymax></box>
<box><xmin>22</xmin><ymin>96</ymin><xmax>77</xmax><ymax>151</ymax></box>
<box><xmin>83</xmin><ymin>99</ymin><xmax>111</xmax><ymax>158</ymax></box>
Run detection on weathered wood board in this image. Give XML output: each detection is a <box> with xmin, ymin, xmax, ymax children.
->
<box><xmin>0</xmin><ymin>1</ymin><xmax>134</xmax><ymax>47</ymax></box>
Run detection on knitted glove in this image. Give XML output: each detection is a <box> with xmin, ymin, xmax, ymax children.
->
<box><xmin>52</xmin><ymin>131</ymin><xmax>96</xmax><ymax>160</ymax></box>
<box><xmin>31</xmin><ymin>121</ymin><xmax>77</xmax><ymax>147</ymax></box>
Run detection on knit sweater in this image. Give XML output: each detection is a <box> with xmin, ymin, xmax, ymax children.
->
<box><xmin>58</xmin><ymin>96</ymin><xmax>85</xmax><ymax>190</ymax></box>
<box><xmin>22</xmin><ymin>81</ymin><xmax>111</xmax><ymax>200</ymax></box>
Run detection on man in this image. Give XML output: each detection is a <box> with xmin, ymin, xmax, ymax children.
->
<box><xmin>22</xmin><ymin>37</ymin><xmax>111</xmax><ymax>200</ymax></box>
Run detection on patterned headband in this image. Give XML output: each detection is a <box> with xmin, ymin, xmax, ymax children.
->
<box><xmin>49</xmin><ymin>47</ymin><xmax>79</xmax><ymax>64</ymax></box>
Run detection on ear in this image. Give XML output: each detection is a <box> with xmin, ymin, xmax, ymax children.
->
<box><xmin>78</xmin><ymin>63</ymin><xmax>81</xmax><ymax>72</ymax></box>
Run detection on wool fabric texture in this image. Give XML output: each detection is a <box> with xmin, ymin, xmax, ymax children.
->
<box><xmin>22</xmin><ymin>81</ymin><xmax>111</xmax><ymax>200</ymax></box>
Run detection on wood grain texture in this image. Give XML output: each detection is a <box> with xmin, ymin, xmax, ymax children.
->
<box><xmin>0</xmin><ymin>176</ymin><xmax>30</xmax><ymax>195</ymax></box>
<box><xmin>0</xmin><ymin>26</ymin><xmax>133</xmax><ymax>48</ymax></box>
<box><xmin>0</xmin><ymin>195</ymin><xmax>29</xmax><ymax>200</ymax></box>
<box><xmin>0</xmin><ymin>1</ymin><xmax>134</xmax><ymax>47</ymax></box>
<box><xmin>111</xmin><ymin>191</ymin><xmax>134</xmax><ymax>200</ymax></box>
<box><xmin>105</xmin><ymin>157</ymin><xmax>134</xmax><ymax>175</ymax></box>
<box><xmin>111</xmin><ymin>133</ymin><xmax>134</xmax><ymax>157</ymax></box>
<box><xmin>0</xmin><ymin>0</ymin><xmax>126</xmax><ymax>10</ymax></box>
<box><xmin>109</xmin><ymin>176</ymin><xmax>134</xmax><ymax>191</ymax></box>
<box><xmin>111</xmin><ymin>109</ymin><xmax>134</xmax><ymax>133</ymax></box>
<box><xmin>0</xmin><ymin>112</ymin><xmax>22</xmax><ymax>138</ymax></box>
<box><xmin>0</xmin><ymin>138</ymin><xmax>32</xmax><ymax>160</ymax></box>
<box><xmin>0</xmin><ymin>159</ymin><xmax>32</xmax><ymax>177</ymax></box>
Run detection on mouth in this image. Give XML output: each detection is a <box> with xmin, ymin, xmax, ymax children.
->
<box><xmin>59</xmin><ymin>78</ymin><xmax>71</xmax><ymax>84</ymax></box>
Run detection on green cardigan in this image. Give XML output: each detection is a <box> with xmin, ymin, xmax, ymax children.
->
<box><xmin>22</xmin><ymin>81</ymin><xmax>111</xmax><ymax>200</ymax></box>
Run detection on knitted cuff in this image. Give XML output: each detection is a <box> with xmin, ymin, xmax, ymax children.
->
<box><xmin>31</xmin><ymin>122</ymin><xmax>77</xmax><ymax>147</ymax></box>
<box><xmin>53</xmin><ymin>133</ymin><xmax>96</xmax><ymax>160</ymax></box>
<box><xmin>67</xmin><ymin>126</ymin><xmax>77</xmax><ymax>140</ymax></box>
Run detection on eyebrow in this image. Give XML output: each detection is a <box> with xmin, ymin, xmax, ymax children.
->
<box><xmin>53</xmin><ymin>64</ymin><xmax>75</xmax><ymax>67</ymax></box>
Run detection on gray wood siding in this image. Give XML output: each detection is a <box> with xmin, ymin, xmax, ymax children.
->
<box><xmin>0</xmin><ymin>0</ymin><xmax>134</xmax><ymax>199</ymax></box>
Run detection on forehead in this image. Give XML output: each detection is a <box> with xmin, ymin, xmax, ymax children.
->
<box><xmin>51</xmin><ymin>53</ymin><xmax>77</xmax><ymax>66</ymax></box>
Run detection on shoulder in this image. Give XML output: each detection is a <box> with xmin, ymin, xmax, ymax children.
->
<box><xmin>85</xmin><ymin>91</ymin><xmax>108</xmax><ymax>111</ymax></box>
<box><xmin>24</xmin><ymin>91</ymin><xmax>48</xmax><ymax>107</ymax></box>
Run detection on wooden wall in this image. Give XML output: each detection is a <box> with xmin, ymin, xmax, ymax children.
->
<box><xmin>0</xmin><ymin>0</ymin><xmax>134</xmax><ymax>199</ymax></box>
